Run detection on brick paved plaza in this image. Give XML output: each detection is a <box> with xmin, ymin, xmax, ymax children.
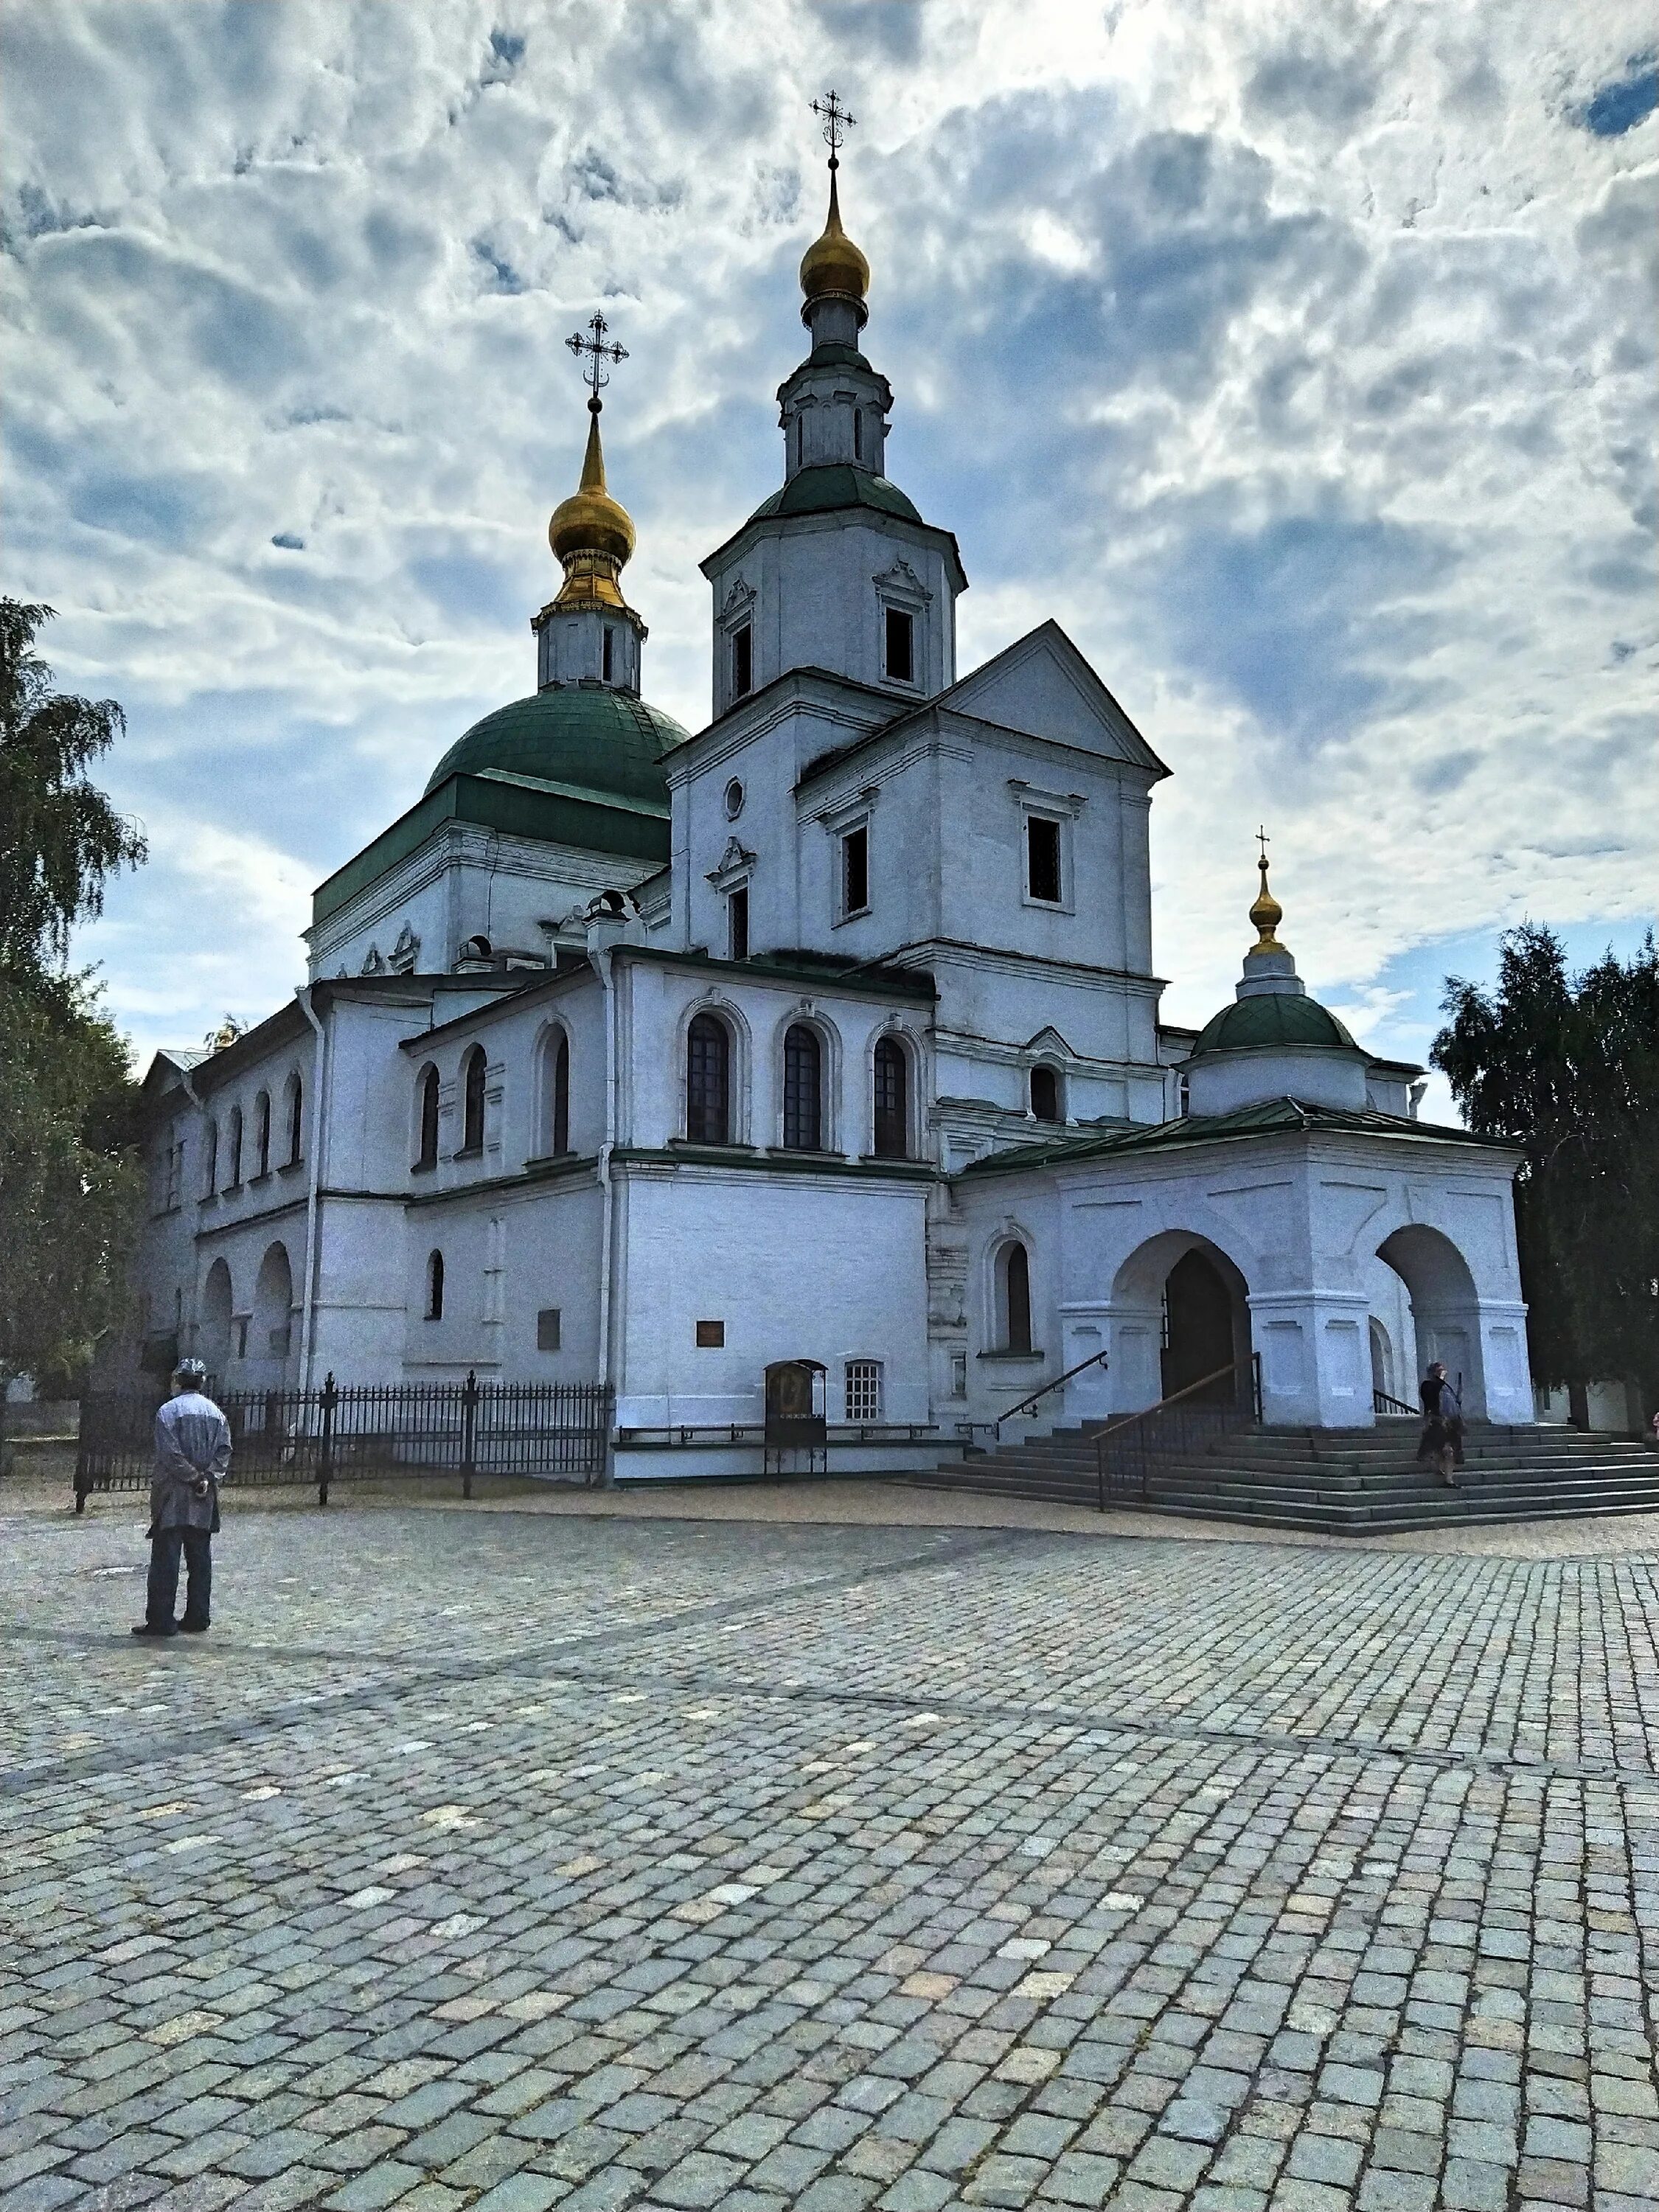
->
<box><xmin>4</xmin><ymin>1489</ymin><xmax>1658</xmax><ymax>2212</ymax></box>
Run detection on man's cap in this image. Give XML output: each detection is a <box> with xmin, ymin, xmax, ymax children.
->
<box><xmin>173</xmin><ymin>1357</ymin><xmax>209</xmax><ymax>1388</ymax></box>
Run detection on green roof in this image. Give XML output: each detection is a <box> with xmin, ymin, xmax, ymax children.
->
<box><xmin>747</xmin><ymin>464</ymin><xmax>922</xmax><ymax>529</ymax></box>
<box><xmin>961</xmin><ymin>1096</ymin><xmax>1514</xmax><ymax>1178</ymax></box>
<box><xmin>425</xmin><ymin>686</ymin><xmax>689</xmax><ymax>801</ymax></box>
<box><xmin>313</xmin><ymin>767</ymin><xmax>669</xmax><ymax>927</ymax></box>
<box><xmin>1190</xmin><ymin>991</ymin><xmax>1359</xmax><ymax>1058</ymax></box>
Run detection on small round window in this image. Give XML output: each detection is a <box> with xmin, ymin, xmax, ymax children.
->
<box><xmin>723</xmin><ymin>779</ymin><xmax>745</xmax><ymax>821</ymax></box>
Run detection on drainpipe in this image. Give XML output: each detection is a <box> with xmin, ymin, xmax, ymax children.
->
<box><xmin>585</xmin><ymin>895</ymin><xmax>630</xmax><ymax>1467</ymax></box>
<box><xmin>295</xmin><ymin>987</ymin><xmax>327</xmax><ymax>1392</ymax></box>
<box><xmin>175</xmin><ymin>1063</ymin><xmax>209</xmax><ymax>1361</ymax></box>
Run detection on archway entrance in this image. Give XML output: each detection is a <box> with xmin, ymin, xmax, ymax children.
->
<box><xmin>1162</xmin><ymin>1248</ymin><xmax>1239</xmax><ymax>1401</ymax></box>
<box><xmin>1377</xmin><ymin>1224</ymin><xmax>1485</xmax><ymax>1419</ymax></box>
<box><xmin>250</xmin><ymin>1242</ymin><xmax>295</xmax><ymax>1391</ymax></box>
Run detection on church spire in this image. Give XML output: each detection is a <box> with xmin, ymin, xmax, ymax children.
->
<box><xmin>799</xmin><ymin>91</ymin><xmax>869</xmax><ymax>335</ymax></box>
<box><xmin>535</xmin><ymin>313</ymin><xmax>647</xmax><ymax>692</ymax></box>
<box><xmin>1248</xmin><ymin>827</ymin><xmax>1285</xmax><ymax>952</ymax></box>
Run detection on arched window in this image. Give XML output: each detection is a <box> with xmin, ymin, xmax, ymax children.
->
<box><xmin>461</xmin><ymin>1047</ymin><xmax>487</xmax><ymax>1153</ymax></box>
<box><xmin>686</xmin><ymin>1013</ymin><xmax>731</xmax><ymax>1144</ymax></box>
<box><xmin>1001</xmin><ymin>1242</ymin><xmax>1033</xmax><ymax>1354</ymax></box>
<box><xmin>227</xmin><ymin>1106</ymin><xmax>243</xmax><ymax>1186</ymax></box>
<box><xmin>873</xmin><ymin>1036</ymin><xmax>908</xmax><ymax>1159</ymax></box>
<box><xmin>203</xmin><ymin>1119</ymin><xmax>219</xmax><ymax>1196</ymax></box>
<box><xmin>285</xmin><ymin>1074</ymin><xmax>304</xmax><ymax>1165</ymax></box>
<box><xmin>782</xmin><ymin>1024</ymin><xmax>822</xmax><ymax>1151</ymax></box>
<box><xmin>551</xmin><ymin>1032</ymin><xmax>570</xmax><ymax>1155</ymax></box>
<box><xmin>254</xmin><ymin>1092</ymin><xmax>271</xmax><ymax>1178</ymax></box>
<box><xmin>425</xmin><ymin>1249</ymin><xmax>445</xmax><ymax>1321</ymax></box>
<box><xmin>1030</xmin><ymin>1065</ymin><xmax>1060</xmax><ymax>1123</ymax></box>
<box><xmin>415</xmin><ymin>1065</ymin><xmax>439</xmax><ymax>1170</ymax></box>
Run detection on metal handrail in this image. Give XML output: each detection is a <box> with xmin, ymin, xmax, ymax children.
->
<box><xmin>1373</xmin><ymin>1388</ymin><xmax>1416</xmax><ymax>1416</ymax></box>
<box><xmin>993</xmin><ymin>1347</ymin><xmax>1109</xmax><ymax>1440</ymax></box>
<box><xmin>1093</xmin><ymin>1354</ymin><xmax>1263</xmax><ymax>1510</ymax></box>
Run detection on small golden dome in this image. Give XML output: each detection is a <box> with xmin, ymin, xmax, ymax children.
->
<box><xmin>549</xmin><ymin>404</ymin><xmax>636</xmax><ymax>571</ymax></box>
<box><xmin>799</xmin><ymin>168</ymin><xmax>869</xmax><ymax>307</ymax></box>
<box><xmin>1248</xmin><ymin>850</ymin><xmax>1285</xmax><ymax>952</ymax></box>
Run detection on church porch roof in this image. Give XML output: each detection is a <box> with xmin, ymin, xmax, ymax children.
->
<box><xmin>958</xmin><ymin>1095</ymin><xmax>1518</xmax><ymax>1178</ymax></box>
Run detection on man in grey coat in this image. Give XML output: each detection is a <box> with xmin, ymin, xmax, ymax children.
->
<box><xmin>133</xmin><ymin>1360</ymin><xmax>232</xmax><ymax>1638</ymax></box>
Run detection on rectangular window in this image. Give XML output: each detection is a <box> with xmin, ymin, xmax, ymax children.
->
<box><xmin>731</xmin><ymin>622</ymin><xmax>753</xmax><ymax>700</ymax></box>
<box><xmin>884</xmin><ymin>607</ymin><xmax>914</xmax><ymax>683</ymax></box>
<box><xmin>950</xmin><ymin>1352</ymin><xmax>967</xmax><ymax>1399</ymax></box>
<box><xmin>728</xmin><ymin>886</ymin><xmax>748</xmax><ymax>961</ymax></box>
<box><xmin>695</xmin><ymin>1318</ymin><xmax>725</xmax><ymax>1348</ymax></box>
<box><xmin>602</xmin><ymin>626</ymin><xmax>614</xmax><ymax>682</ymax></box>
<box><xmin>844</xmin><ymin>1359</ymin><xmax>883</xmax><ymax>1422</ymax></box>
<box><xmin>841</xmin><ymin>824</ymin><xmax>869</xmax><ymax>917</ymax></box>
<box><xmin>1026</xmin><ymin>815</ymin><xmax>1062</xmax><ymax>904</ymax></box>
<box><xmin>537</xmin><ymin>1307</ymin><xmax>562</xmax><ymax>1352</ymax></box>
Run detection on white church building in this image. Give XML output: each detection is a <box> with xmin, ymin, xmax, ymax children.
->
<box><xmin>117</xmin><ymin>131</ymin><xmax>1536</xmax><ymax>1475</ymax></box>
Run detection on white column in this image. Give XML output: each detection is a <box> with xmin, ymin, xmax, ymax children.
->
<box><xmin>1249</xmin><ymin>1290</ymin><xmax>1375</xmax><ymax>1428</ymax></box>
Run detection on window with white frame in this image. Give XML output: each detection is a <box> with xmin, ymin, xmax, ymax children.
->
<box><xmin>844</xmin><ymin>1359</ymin><xmax>883</xmax><ymax>1422</ymax></box>
<box><xmin>1011</xmin><ymin>780</ymin><xmax>1082</xmax><ymax>913</ymax></box>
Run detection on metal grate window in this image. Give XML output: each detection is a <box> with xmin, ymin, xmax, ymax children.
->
<box><xmin>686</xmin><ymin>1013</ymin><xmax>731</xmax><ymax>1144</ymax></box>
<box><xmin>844</xmin><ymin>1359</ymin><xmax>883</xmax><ymax>1422</ymax></box>
<box><xmin>782</xmin><ymin>1023</ymin><xmax>822</xmax><ymax>1150</ymax></box>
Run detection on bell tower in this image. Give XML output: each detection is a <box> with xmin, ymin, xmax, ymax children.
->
<box><xmin>699</xmin><ymin>94</ymin><xmax>966</xmax><ymax>719</ymax></box>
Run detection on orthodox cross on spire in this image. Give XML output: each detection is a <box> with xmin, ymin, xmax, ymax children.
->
<box><xmin>811</xmin><ymin>88</ymin><xmax>855</xmax><ymax>170</ymax></box>
<box><xmin>566</xmin><ymin>310</ymin><xmax>627</xmax><ymax>413</ymax></box>
<box><xmin>1255</xmin><ymin>824</ymin><xmax>1270</xmax><ymax>867</ymax></box>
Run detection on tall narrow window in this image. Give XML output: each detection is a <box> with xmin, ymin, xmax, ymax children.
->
<box><xmin>844</xmin><ymin>1359</ymin><xmax>883</xmax><ymax>1421</ymax></box>
<box><xmin>552</xmin><ymin>1033</ymin><xmax>570</xmax><ymax>1155</ymax></box>
<box><xmin>731</xmin><ymin>622</ymin><xmax>753</xmax><ymax>700</ymax></box>
<box><xmin>227</xmin><ymin>1107</ymin><xmax>243</xmax><ymax>1186</ymax></box>
<box><xmin>841</xmin><ymin>824</ymin><xmax>869</xmax><ymax>917</ymax></box>
<box><xmin>462</xmin><ymin>1046</ymin><xmax>486</xmax><ymax>1152</ymax></box>
<box><xmin>1004</xmin><ymin>1242</ymin><xmax>1032</xmax><ymax>1354</ymax></box>
<box><xmin>873</xmin><ymin>1036</ymin><xmax>908</xmax><ymax>1159</ymax></box>
<box><xmin>728</xmin><ymin>886</ymin><xmax>749</xmax><ymax>962</ymax></box>
<box><xmin>1026</xmin><ymin>815</ymin><xmax>1062</xmax><ymax>904</ymax></box>
<box><xmin>285</xmin><ymin>1075</ymin><xmax>304</xmax><ymax>1165</ymax></box>
<box><xmin>416</xmin><ymin>1065</ymin><xmax>439</xmax><ymax>1169</ymax></box>
<box><xmin>203</xmin><ymin>1120</ymin><xmax>219</xmax><ymax>1196</ymax></box>
<box><xmin>853</xmin><ymin>408</ymin><xmax>863</xmax><ymax>462</ymax></box>
<box><xmin>601</xmin><ymin>625</ymin><xmax>614</xmax><ymax>682</ymax></box>
<box><xmin>254</xmin><ymin>1092</ymin><xmax>271</xmax><ymax>1177</ymax></box>
<box><xmin>885</xmin><ymin>607</ymin><xmax>914</xmax><ymax>683</ymax></box>
<box><xmin>1029</xmin><ymin>1065</ymin><xmax>1060</xmax><ymax>1123</ymax></box>
<box><xmin>425</xmin><ymin>1249</ymin><xmax>445</xmax><ymax>1321</ymax></box>
<box><xmin>686</xmin><ymin>1013</ymin><xmax>731</xmax><ymax>1144</ymax></box>
<box><xmin>796</xmin><ymin>415</ymin><xmax>804</xmax><ymax>468</ymax></box>
<box><xmin>782</xmin><ymin>1024</ymin><xmax>822</xmax><ymax>1151</ymax></box>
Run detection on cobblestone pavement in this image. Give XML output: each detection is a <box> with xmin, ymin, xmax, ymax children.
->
<box><xmin>4</xmin><ymin>1498</ymin><xmax>1658</xmax><ymax>2212</ymax></box>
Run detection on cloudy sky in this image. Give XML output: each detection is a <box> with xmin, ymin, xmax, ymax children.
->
<box><xmin>4</xmin><ymin>1</ymin><xmax>1655</xmax><ymax>1105</ymax></box>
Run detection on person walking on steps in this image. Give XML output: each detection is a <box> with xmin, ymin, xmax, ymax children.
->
<box><xmin>1416</xmin><ymin>1360</ymin><xmax>1464</xmax><ymax>1488</ymax></box>
<box><xmin>133</xmin><ymin>1359</ymin><xmax>231</xmax><ymax>1638</ymax></box>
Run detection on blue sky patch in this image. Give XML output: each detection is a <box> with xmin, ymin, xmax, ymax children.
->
<box><xmin>1581</xmin><ymin>57</ymin><xmax>1658</xmax><ymax>136</ymax></box>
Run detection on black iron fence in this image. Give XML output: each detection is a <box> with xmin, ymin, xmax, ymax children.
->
<box><xmin>75</xmin><ymin>1371</ymin><xmax>613</xmax><ymax>1511</ymax></box>
<box><xmin>1096</xmin><ymin>1355</ymin><xmax>1263</xmax><ymax>1509</ymax></box>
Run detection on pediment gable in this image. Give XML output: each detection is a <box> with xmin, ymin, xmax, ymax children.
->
<box><xmin>939</xmin><ymin>621</ymin><xmax>1169</xmax><ymax>777</ymax></box>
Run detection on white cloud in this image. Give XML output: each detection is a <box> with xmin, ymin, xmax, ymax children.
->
<box><xmin>1</xmin><ymin>0</ymin><xmax>1653</xmax><ymax>1070</ymax></box>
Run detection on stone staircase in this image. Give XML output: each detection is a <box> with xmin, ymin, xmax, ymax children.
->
<box><xmin>914</xmin><ymin>1419</ymin><xmax>1659</xmax><ymax>1534</ymax></box>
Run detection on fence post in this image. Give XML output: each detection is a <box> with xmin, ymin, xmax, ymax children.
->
<box><xmin>318</xmin><ymin>1372</ymin><xmax>337</xmax><ymax>1507</ymax></box>
<box><xmin>462</xmin><ymin>1369</ymin><xmax>479</xmax><ymax>1499</ymax></box>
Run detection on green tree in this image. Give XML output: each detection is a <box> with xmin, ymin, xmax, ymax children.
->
<box><xmin>1433</xmin><ymin>923</ymin><xmax>1659</xmax><ymax>1421</ymax></box>
<box><xmin>0</xmin><ymin>600</ymin><xmax>147</xmax><ymax>1458</ymax></box>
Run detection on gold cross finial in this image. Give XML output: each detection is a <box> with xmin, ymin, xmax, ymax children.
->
<box><xmin>811</xmin><ymin>88</ymin><xmax>856</xmax><ymax>170</ymax></box>
<box><xmin>1256</xmin><ymin>824</ymin><xmax>1270</xmax><ymax>866</ymax></box>
<box><xmin>1249</xmin><ymin>828</ymin><xmax>1284</xmax><ymax>950</ymax></box>
<box><xmin>566</xmin><ymin>310</ymin><xmax>628</xmax><ymax>414</ymax></box>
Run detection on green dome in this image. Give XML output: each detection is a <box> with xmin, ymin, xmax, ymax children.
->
<box><xmin>425</xmin><ymin>686</ymin><xmax>690</xmax><ymax>801</ymax></box>
<box><xmin>748</xmin><ymin>463</ymin><xmax>922</xmax><ymax>529</ymax></box>
<box><xmin>1191</xmin><ymin>992</ymin><xmax>1360</xmax><ymax>1058</ymax></box>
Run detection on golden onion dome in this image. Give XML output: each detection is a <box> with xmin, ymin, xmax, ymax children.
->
<box><xmin>1248</xmin><ymin>850</ymin><xmax>1285</xmax><ymax>951</ymax></box>
<box><xmin>549</xmin><ymin>404</ymin><xmax>636</xmax><ymax>569</ymax></box>
<box><xmin>799</xmin><ymin>168</ymin><xmax>869</xmax><ymax>307</ymax></box>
